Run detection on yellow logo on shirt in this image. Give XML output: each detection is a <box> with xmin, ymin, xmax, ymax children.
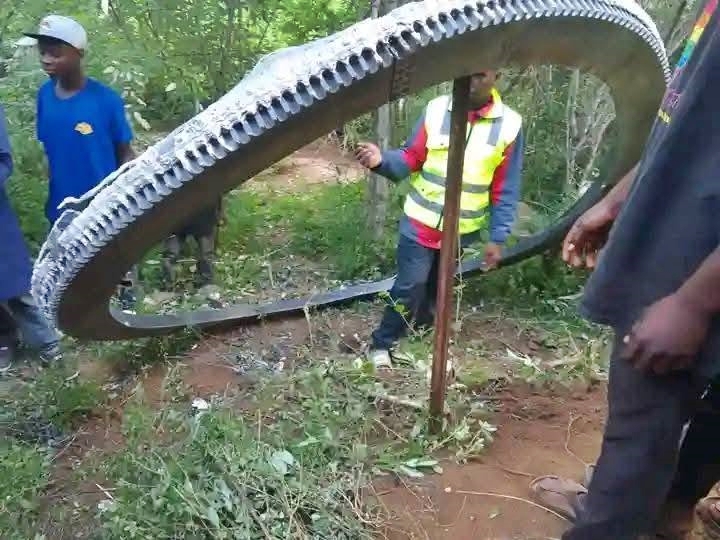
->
<box><xmin>74</xmin><ymin>122</ymin><xmax>94</xmax><ymax>135</ymax></box>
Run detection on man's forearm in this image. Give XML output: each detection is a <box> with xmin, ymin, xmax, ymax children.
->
<box><xmin>372</xmin><ymin>149</ymin><xmax>411</xmax><ymax>182</ymax></box>
<box><xmin>603</xmin><ymin>163</ymin><xmax>638</xmax><ymax>219</ymax></box>
<box><xmin>677</xmin><ymin>247</ymin><xmax>720</xmax><ymax>317</ymax></box>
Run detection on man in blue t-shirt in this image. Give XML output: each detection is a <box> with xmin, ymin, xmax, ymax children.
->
<box><xmin>24</xmin><ymin>15</ymin><xmax>138</xmax><ymax>309</ymax></box>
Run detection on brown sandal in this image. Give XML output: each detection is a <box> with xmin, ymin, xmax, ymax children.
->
<box><xmin>689</xmin><ymin>495</ymin><xmax>720</xmax><ymax>539</ymax></box>
<box><xmin>529</xmin><ymin>475</ymin><xmax>588</xmax><ymax>521</ymax></box>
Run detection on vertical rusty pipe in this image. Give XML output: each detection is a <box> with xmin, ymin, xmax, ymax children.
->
<box><xmin>429</xmin><ymin>76</ymin><xmax>471</xmax><ymax>432</ymax></box>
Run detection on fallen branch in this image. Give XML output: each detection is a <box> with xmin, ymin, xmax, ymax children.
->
<box><xmin>372</xmin><ymin>392</ymin><xmax>425</xmax><ymax>411</ymax></box>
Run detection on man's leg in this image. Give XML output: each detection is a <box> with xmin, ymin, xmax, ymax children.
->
<box><xmin>669</xmin><ymin>378</ymin><xmax>720</xmax><ymax>505</ymax></box>
<box><xmin>416</xmin><ymin>251</ymin><xmax>440</xmax><ymax>330</ymax></box>
<box><xmin>370</xmin><ymin>234</ymin><xmax>436</xmax><ymax>362</ymax></box>
<box><xmin>195</xmin><ymin>233</ymin><xmax>216</xmax><ymax>288</ymax></box>
<box><xmin>116</xmin><ymin>265</ymin><xmax>139</xmax><ymax>311</ymax></box>
<box><xmin>5</xmin><ymin>295</ymin><xmax>62</xmax><ymax>365</ymax></box>
<box><xmin>562</xmin><ymin>335</ymin><xmax>706</xmax><ymax>540</ymax></box>
<box><xmin>0</xmin><ymin>304</ymin><xmax>18</xmax><ymax>371</ymax></box>
<box><xmin>161</xmin><ymin>235</ymin><xmax>182</xmax><ymax>289</ymax></box>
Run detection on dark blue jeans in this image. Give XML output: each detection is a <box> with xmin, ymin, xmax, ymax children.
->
<box><xmin>0</xmin><ymin>294</ymin><xmax>59</xmax><ymax>350</ymax></box>
<box><xmin>371</xmin><ymin>234</ymin><xmax>440</xmax><ymax>350</ymax></box>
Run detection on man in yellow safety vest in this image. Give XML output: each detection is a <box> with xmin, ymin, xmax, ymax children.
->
<box><xmin>355</xmin><ymin>71</ymin><xmax>524</xmax><ymax>368</ymax></box>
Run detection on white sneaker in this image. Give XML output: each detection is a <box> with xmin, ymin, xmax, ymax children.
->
<box><xmin>368</xmin><ymin>349</ymin><xmax>392</xmax><ymax>370</ymax></box>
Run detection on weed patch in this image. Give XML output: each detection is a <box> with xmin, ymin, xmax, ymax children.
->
<box><xmin>94</xmin><ymin>360</ymin><xmax>497</xmax><ymax>539</ymax></box>
<box><xmin>0</xmin><ymin>366</ymin><xmax>104</xmax><ymax>440</ymax></box>
<box><xmin>0</xmin><ymin>441</ymin><xmax>51</xmax><ymax>538</ymax></box>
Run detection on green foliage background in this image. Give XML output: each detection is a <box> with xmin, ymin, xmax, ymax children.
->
<box><xmin>0</xmin><ymin>0</ymin><xmax>697</xmax><ymax>252</ymax></box>
<box><xmin>0</xmin><ymin>0</ymin><xmax>366</xmax><ymax>250</ymax></box>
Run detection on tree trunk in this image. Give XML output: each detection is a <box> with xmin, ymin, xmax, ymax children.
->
<box><xmin>564</xmin><ymin>69</ymin><xmax>580</xmax><ymax>192</ymax></box>
<box><xmin>366</xmin><ymin>0</ymin><xmax>396</xmax><ymax>239</ymax></box>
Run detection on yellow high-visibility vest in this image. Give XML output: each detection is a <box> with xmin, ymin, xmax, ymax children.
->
<box><xmin>403</xmin><ymin>88</ymin><xmax>522</xmax><ymax>235</ymax></box>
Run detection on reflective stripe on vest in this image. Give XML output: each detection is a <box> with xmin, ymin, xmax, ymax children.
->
<box><xmin>420</xmin><ymin>170</ymin><xmax>490</xmax><ymax>194</ymax></box>
<box><xmin>403</xmin><ymin>89</ymin><xmax>522</xmax><ymax>235</ymax></box>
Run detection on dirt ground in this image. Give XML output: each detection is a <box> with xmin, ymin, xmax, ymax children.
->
<box><xmin>250</xmin><ymin>136</ymin><xmax>365</xmax><ymax>191</ymax></box>
<box><xmin>375</xmin><ymin>384</ymin><xmax>604</xmax><ymax>540</ymax></box>
<box><xmin>166</xmin><ymin>337</ymin><xmax>605</xmax><ymax>540</ymax></box>
<box><xmin>55</xmin><ymin>309</ymin><xmax>606</xmax><ymax>540</ymax></box>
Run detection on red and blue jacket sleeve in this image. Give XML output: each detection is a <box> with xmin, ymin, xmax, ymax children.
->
<box><xmin>371</xmin><ymin>112</ymin><xmax>428</xmax><ymax>181</ymax></box>
<box><xmin>0</xmin><ymin>106</ymin><xmax>13</xmax><ymax>189</ymax></box>
<box><xmin>489</xmin><ymin>128</ymin><xmax>524</xmax><ymax>244</ymax></box>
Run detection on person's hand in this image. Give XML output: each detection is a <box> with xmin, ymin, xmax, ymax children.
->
<box><xmin>562</xmin><ymin>202</ymin><xmax>615</xmax><ymax>269</ymax></box>
<box><xmin>621</xmin><ymin>293</ymin><xmax>710</xmax><ymax>374</ymax></box>
<box><xmin>355</xmin><ymin>142</ymin><xmax>382</xmax><ymax>169</ymax></box>
<box><xmin>483</xmin><ymin>242</ymin><xmax>502</xmax><ymax>270</ymax></box>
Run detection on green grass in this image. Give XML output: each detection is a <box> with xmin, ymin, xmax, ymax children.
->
<box><xmin>93</xmin><ymin>362</ymin><xmax>492</xmax><ymax>539</ymax></box>
<box><xmin>136</xmin><ymin>180</ymin><xmax>403</xmax><ymax>315</ymax></box>
<box><xmin>220</xmin><ymin>182</ymin><xmax>402</xmax><ymax>281</ymax></box>
<box><xmin>0</xmin><ymin>362</ymin><xmax>106</xmax><ymax>538</ymax></box>
<box><xmin>0</xmin><ymin>441</ymin><xmax>51</xmax><ymax>539</ymax></box>
<box><xmin>0</xmin><ymin>365</ymin><xmax>104</xmax><ymax>434</ymax></box>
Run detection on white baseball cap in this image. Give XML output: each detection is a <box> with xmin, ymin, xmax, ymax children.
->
<box><xmin>24</xmin><ymin>15</ymin><xmax>88</xmax><ymax>51</ymax></box>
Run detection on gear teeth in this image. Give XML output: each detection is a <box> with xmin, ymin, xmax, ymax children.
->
<box><xmin>358</xmin><ymin>48</ymin><xmax>379</xmax><ymax>73</ymax></box>
<box><xmin>171</xmin><ymin>164</ymin><xmax>193</xmax><ymax>183</ymax></box>
<box><xmin>142</xmin><ymin>183</ymin><xmax>162</xmax><ymax>203</ymax></box>
<box><xmin>320</xmin><ymin>69</ymin><xmax>342</xmax><ymax>92</ymax></box>
<box><xmin>206</xmin><ymin>139</ymin><xmax>228</xmax><ymax>159</ymax></box>
<box><xmin>511</xmin><ymin>1</ymin><xmax>526</xmax><ymax>19</ymax></box>
<box><xmin>194</xmin><ymin>147</ymin><xmax>215</xmax><ymax>168</ymax></box>
<box><xmin>375</xmin><ymin>42</ymin><xmax>395</xmax><ymax>65</ymax></box>
<box><xmin>280</xmin><ymin>91</ymin><xmax>301</xmax><ymax>113</ymax></box>
<box><xmin>412</xmin><ymin>21</ymin><xmax>433</xmax><ymax>44</ymax></box>
<box><xmin>425</xmin><ymin>18</ymin><xmax>443</xmax><ymax>40</ymax></box>
<box><xmin>308</xmin><ymin>75</ymin><xmax>328</xmax><ymax>99</ymax></box>
<box><xmin>239</xmin><ymin>115</ymin><xmax>259</xmax><ymax>136</ymax></box>
<box><xmin>344</xmin><ymin>56</ymin><xmax>362</xmax><ymax>78</ymax></box>
<box><xmin>220</xmin><ymin>129</ymin><xmax>242</xmax><ymax>149</ymax></box>
<box><xmin>254</xmin><ymin>111</ymin><xmax>272</xmax><ymax>132</ymax></box>
<box><xmin>158</xmin><ymin>171</ymin><xmax>180</xmax><ymax>190</ymax></box>
<box><xmin>176</xmin><ymin>151</ymin><xmax>203</xmax><ymax>175</ymax></box>
<box><xmin>153</xmin><ymin>180</ymin><xmax>173</xmax><ymax>196</ymax></box>
<box><xmin>453</xmin><ymin>8</ymin><xmax>472</xmax><ymax>28</ymax></box>
<box><xmin>229</xmin><ymin>125</ymin><xmax>250</xmax><ymax>145</ymax></box>
<box><xmin>333</xmin><ymin>62</ymin><xmax>354</xmax><ymax>85</ymax></box>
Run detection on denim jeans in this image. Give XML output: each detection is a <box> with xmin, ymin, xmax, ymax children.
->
<box><xmin>371</xmin><ymin>234</ymin><xmax>440</xmax><ymax>350</ymax></box>
<box><xmin>0</xmin><ymin>294</ymin><xmax>59</xmax><ymax>350</ymax></box>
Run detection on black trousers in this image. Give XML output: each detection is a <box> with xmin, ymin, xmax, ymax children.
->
<box><xmin>0</xmin><ymin>305</ymin><xmax>15</xmax><ymax>347</ymax></box>
<box><xmin>563</xmin><ymin>334</ymin><xmax>719</xmax><ymax>539</ymax></box>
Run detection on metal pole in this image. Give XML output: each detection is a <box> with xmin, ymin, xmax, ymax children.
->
<box><xmin>429</xmin><ymin>76</ymin><xmax>471</xmax><ymax>433</ymax></box>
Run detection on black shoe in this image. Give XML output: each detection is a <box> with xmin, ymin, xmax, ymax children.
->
<box><xmin>160</xmin><ymin>258</ymin><xmax>178</xmax><ymax>291</ymax></box>
<box><xmin>0</xmin><ymin>345</ymin><xmax>14</xmax><ymax>372</ymax></box>
<box><xmin>195</xmin><ymin>258</ymin><xmax>214</xmax><ymax>288</ymax></box>
<box><xmin>118</xmin><ymin>287</ymin><xmax>137</xmax><ymax>311</ymax></box>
